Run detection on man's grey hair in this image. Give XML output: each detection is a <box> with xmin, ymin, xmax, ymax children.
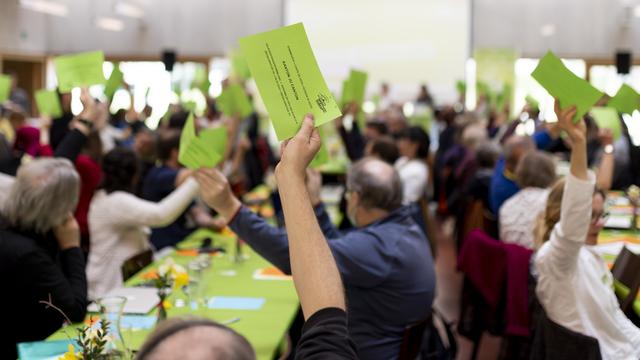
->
<box><xmin>2</xmin><ymin>158</ymin><xmax>79</xmax><ymax>234</ymax></box>
<box><xmin>503</xmin><ymin>135</ymin><xmax>535</xmax><ymax>169</ymax></box>
<box><xmin>346</xmin><ymin>157</ymin><xmax>403</xmax><ymax>212</ymax></box>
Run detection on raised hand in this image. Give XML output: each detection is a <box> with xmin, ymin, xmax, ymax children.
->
<box><xmin>194</xmin><ymin>168</ymin><xmax>241</xmax><ymax>221</ymax></box>
<box><xmin>275</xmin><ymin>114</ymin><xmax>321</xmax><ymax>182</ymax></box>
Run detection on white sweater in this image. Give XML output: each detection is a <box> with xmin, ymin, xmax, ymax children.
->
<box><xmin>500</xmin><ymin>187</ymin><xmax>550</xmax><ymax>249</ymax></box>
<box><xmin>86</xmin><ymin>178</ymin><xmax>199</xmax><ymax>300</ymax></box>
<box><xmin>394</xmin><ymin>157</ymin><xmax>428</xmax><ymax>205</ymax></box>
<box><xmin>535</xmin><ymin>172</ymin><xmax>640</xmax><ymax>360</ymax></box>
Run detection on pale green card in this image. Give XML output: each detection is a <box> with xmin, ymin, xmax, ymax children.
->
<box><xmin>104</xmin><ymin>64</ymin><xmax>123</xmax><ymax>101</ymax></box>
<box><xmin>217</xmin><ymin>84</ymin><xmax>253</xmax><ymax>119</ymax></box>
<box><xmin>531</xmin><ymin>51</ymin><xmax>603</xmax><ymax>122</ymax></box>
<box><xmin>591</xmin><ymin>107</ymin><xmax>622</xmax><ymax>141</ymax></box>
<box><xmin>341</xmin><ymin>70</ymin><xmax>367</xmax><ymax>106</ymax></box>
<box><xmin>231</xmin><ymin>50</ymin><xmax>251</xmax><ymax>80</ymax></box>
<box><xmin>607</xmin><ymin>84</ymin><xmax>640</xmax><ymax>115</ymax></box>
<box><xmin>0</xmin><ymin>75</ymin><xmax>10</xmax><ymax>102</ymax></box>
<box><xmin>309</xmin><ymin>127</ymin><xmax>329</xmax><ymax>168</ymax></box>
<box><xmin>178</xmin><ymin>113</ymin><xmax>228</xmax><ymax>169</ymax></box>
<box><xmin>239</xmin><ymin>23</ymin><xmax>342</xmax><ymax>140</ymax></box>
<box><xmin>35</xmin><ymin>89</ymin><xmax>62</xmax><ymax>118</ymax></box>
<box><xmin>54</xmin><ymin>51</ymin><xmax>106</xmax><ymax>93</ymax></box>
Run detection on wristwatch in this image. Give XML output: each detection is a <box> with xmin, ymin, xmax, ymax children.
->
<box><xmin>603</xmin><ymin>144</ymin><xmax>614</xmax><ymax>154</ymax></box>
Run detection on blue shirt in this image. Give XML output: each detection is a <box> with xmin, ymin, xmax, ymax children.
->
<box><xmin>489</xmin><ymin>130</ymin><xmax>553</xmax><ymax>214</ymax></box>
<box><xmin>229</xmin><ymin>204</ymin><xmax>436</xmax><ymax>360</ymax></box>
<box><xmin>142</xmin><ymin>166</ymin><xmax>193</xmax><ymax>249</ymax></box>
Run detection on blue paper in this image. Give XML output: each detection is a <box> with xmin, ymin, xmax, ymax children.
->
<box><xmin>17</xmin><ymin>339</ymin><xmax>76</xmax><ymax>360</ymax></box>
<box><xmin>120</xmin><ymin>315</ymin><xmax>157</xmax><ymax>330</ymax></box>
<box><xmin>208</xmin><ymin>296</ymin><xmax>265</xmax><ymax>310</ymax></box>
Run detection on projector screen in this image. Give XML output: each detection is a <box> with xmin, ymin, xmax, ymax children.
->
<box><xmin>285</xmin><ymin>0</ymin><xmax>470</xmax><ymax>105</ymax></box>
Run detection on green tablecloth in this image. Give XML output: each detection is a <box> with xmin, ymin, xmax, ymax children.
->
<box><xmin>48</xmin><ymin>229</ymin><xmax>299</xmax><ymax>359</ymax></box>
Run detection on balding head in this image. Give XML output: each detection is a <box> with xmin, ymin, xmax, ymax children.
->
<box><xmin>503</xmin><ymin>135</ymin><xmax>535</xmax><ymax>172</ymax></box>
<box><xmin>346</xmin><ymin>157</ymin><xmax>403</xmax><ymax>212</ymax></box>
<box><xmin>137</xmin><ymin>318</ymin><xmax>255</xmax><ymax>360</ymax></box>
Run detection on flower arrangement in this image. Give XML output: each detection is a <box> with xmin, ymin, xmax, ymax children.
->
<box><xmin>152</xmin><ymin>258</ymin><xmax>189</xmax><ymax>321</ymax></box>
<box><xmin>58</xmin><ymin>317</ymin><xmax>112</xmax><ymax>360</ymax></box>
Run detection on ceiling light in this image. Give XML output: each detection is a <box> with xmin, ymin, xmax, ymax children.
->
<box><xmin>115</xmin><ymin>2</ymin><xmax>145</xmax><ymax>19</ymax></box>
<box><xmin>540</xmin><ymin>24</ymin><xmax>556</xmax><ymax>37</ymax></box>
<box><xmin>20</xmin><ymin>0</ymin><xmax>68</xmax><ymax>17</ymax></box>
<box><xmin>95</xmin><ymin>17</ymin><xmax>125</xmax><ymax>32</ymax></box>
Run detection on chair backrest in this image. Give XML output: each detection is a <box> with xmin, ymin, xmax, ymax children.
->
<box><xmin>530</xmin><ymin>305</ymin><xmax>602</xmax><ymax>360</ymax></box>
<box><xmin>611</xmin><ymin>246</ymin><xmax>640</xmax><ymax>313</ymax></box>
<box><xmin>121</xmin><ymin>249</ymin><xmax>154</xmax><ymax>282</ymax></box>
<box><xmin>399</xmin><ymin>316</ymin><xmax>431</xmax><ymax>360</ymax></box>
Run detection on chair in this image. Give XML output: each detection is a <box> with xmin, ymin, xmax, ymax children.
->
<box><xmin>121</xmin><ymin>249</ymin><xmax>153</xmax><ymax>282</ymax></box>
<box><xmin>530</xmin><ymin>306</ymin><xmax>602</xmax><ymax>360</ymax></box>
<box><xmin>611</xmin><ymin>246</ymin><xmax>640</xmax><ymax>315</ymax></box>
<box><xmin>399</xmin><ymin>316</ymin><xmax>431</xmax><ymax>360</ymax></box>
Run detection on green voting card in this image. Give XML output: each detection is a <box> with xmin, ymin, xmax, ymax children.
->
<box><xmin>0</xmin><ymin>75</ymin><xmax>10</xmax><ymax>102</ymax></box>
<box><xmin>35</xmin><ymin>89</ymin><xmax>62</xmax><ymax>118</ymax></box>
<box><xmin>591</xmin><ymin>107</ymin><xmax>622</xmax><ymax>141</ymax></box>
<box><xmin>531</xmin><ymin>51</ymin><xmax>603</xmax><ymax>122</ymax></box>
<box><xmin>230</xmin><ymin>50</ymin><xmax>251</xmax><ymax>80</ymax></box>
<box><xmin>217</xmin><ymin>84</ymin><xmax>253</xmax><ymax>119</ymax></box>
<box><xmin>178</xmin><ymin>113</ymin><xmax>228</xmax><ymax>169</ymax></box>
<box><xmin>309</xmin><ymin>127</ymin><xmax>329</xmax><ymax>169</ymax></box>
<box><xmin>104</xmin><ymin>64</ymin><xmax>123</xmax><ymax>101</ymax></box>
<box><xmin>341</xmin><ymin>70</ymin><xmax>368</xmax><ymax>106</ymax></box>
<box><xmin>54</xmin><ymin>51</ymin><xmax>106</xmax><ymax>93</ymax></box>
<box><xmin>239</xmin><ymin>23</ymin><xmax>342</xmax><ymax>140</ymax></box>
<box><xmin>456</xmin><ymin>80</ymin><xmax>466</xmax><ymax>94</ymax></box>
<box><xmin>607</xmin><ymin>84</ymin><xmax>640</xmax><ymax>115</ymax></box>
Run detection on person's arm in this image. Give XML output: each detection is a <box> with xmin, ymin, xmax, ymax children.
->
<box><xmin>110</xmin><ymin>178</ymin><xmax>200</xmax><ymax>228</ymax></box>
<box><xmin>22</xmin><ymin>214</ymin><xmax>88</xmax><ymax>322</ymax></box>
<box><xmin>53</xmin><ymin>89</ymin><xmax>98</xmax><ymax>161</ymax></box>
<box><xmin>536</xmin><ymin>101</ymin><xmax>594</xmax><ymax>275</ymax></box>
<box><xmin>595</xmin><ymin>129</ymin><xmax>615</xmax><ymax>191</ymax></box>
<box><xmin>275</xmin><ymin>115</ymin><xmax>346</xmax><ymax>318</ymax></box>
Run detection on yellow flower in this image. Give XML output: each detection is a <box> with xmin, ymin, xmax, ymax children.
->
<box><xmin>162</xmin><ymin>299</ymin><xmax>173</xmax><ymax>310</ymax></box>
<box><xmin>59</xmin><ymin>344</ymin><xmax>80</xmax><ymax>360</ymax></box>
<box><xmin>173</xmin><ymin>271</ymin><xmax>189</xmax><ymax>290</ymax></box>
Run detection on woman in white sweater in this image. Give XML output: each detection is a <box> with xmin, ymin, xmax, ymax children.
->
<box><xmin>87</xmin><ymin>148</ymin><xmax>199</xmax><ymax>300</ymax></box>
<box><xmin>394</xmin><ymin>126</ymin><xmax>430</xmax><ymax>204</ymax></box>
<box><xmin>534</xmin><ymin>101</ymin><xmax>640</xmax><ymax>359</ymax></box>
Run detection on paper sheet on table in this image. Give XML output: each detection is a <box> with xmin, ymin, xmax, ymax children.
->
<box><xmin>35</xmin><ymin>89</ymin><xmax>63</xmax><ymax>118</ymax></box>
<box><xmin>17</xmin><ymin>339</ymin><xmax>76</xmax><ymax>360</ymax></box>
<box><xmin>207</xmin><ymin>296</ymin><xmax>265</xmax><ymax>310</ymax></box>
<box><xmin>217</xmin><ymin>84</ymin><xmax>253</xmax><ymax>119</ymax></box>
<box><xmin>607</xmin><ymin>84</ymin><xmax>640</xmax><ymax>115</ymax></box>
<box><xmin>178</xmin><ymin>113</ymin><xmax>228</xmax><ymax>169</ymax></box>
<box><xmin>531</xmin><ymin>51</ymin><xmax>603</xmax><ymax>122</ymax></box>
<box><xmin>604</xmin><ymin>214</ymin><xmax>633</xmax><ymax>229</ymax></box>
<box><xmin>104</xmin><ymin>64</ymin><xmax>123</xmax><ymax>101</ymax></box>
<box><xmin>253</xmin><ymin>266</ymin><xmax>292</xmax><ymax>280</ymax></box>
<box><xmin>0</xmin><ymin>74</ymin><xmax>10</xmax><ymax>102</ymax></box>
<box><xmin>54</xmin><ymin>51</ymin><xmax>106</xmax><ymax>92</ymax></box>
<box><xmin>239</xmin><ymin>23</ymin><xmax>341</xmax><ymax>140</ymax></box>
<box><xmin>341</xmin><ymin>69</ymin><xmax>368</xmax><ymax>106</ymax></box>
<box><xmin>591</xmin><ymin>107</ymin><xmax>622</xmax><ymax>140</ymax></box>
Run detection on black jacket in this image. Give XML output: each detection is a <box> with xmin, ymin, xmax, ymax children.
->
<box><xmin>0</xmin><ymin>219</ymin><xmax>87</xmax><ymax>359</ymax></box>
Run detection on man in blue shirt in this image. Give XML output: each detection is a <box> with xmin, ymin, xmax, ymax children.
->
<box><xmin>489</xmin><ymin>130</ymin><xmax>554</xmax><ymax>214</ymax></box>
<box><xmin>196</xmin><ymin>156</ymin><xmax>436</xmax><ymax>360</ymax></box>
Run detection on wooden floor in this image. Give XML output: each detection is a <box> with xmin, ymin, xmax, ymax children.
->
<box><xmin>432</xmin><ymin>218</ymin><xmax>502</xmax><ymax>360</ymax></box>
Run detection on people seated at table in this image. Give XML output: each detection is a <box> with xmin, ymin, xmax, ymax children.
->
<box><xmin>0</xmin><ymin>158</ymin><xmax>88</xmax><ymax>360</ymax></box>
<box><xmin>87</xmin><ymin>147</ymin><xmax>200</xmax><ymax>299</ymax></box>
<box><xmin>196</xmin><ymin>150</ymin><xmax>435</xmax><ymax>359</ymax></box>
<box><xmin>533</xmin><ymin>101</ymin><xmax>640</xmax><ymax>360</ymax></box>
<box><xmin>141</xmin><ymin>129</ymin><xmax>211</xmax><ymax>250</ymax></box>
<box><xmin>365</xmin><ymin>135</ymin><xmax>399</xmax><ymax>165</ymax></box>
<box><xmin>395</xmin><ymin>126</ymin><xmax>430</xmax><ymax>204</ymax></box>
<box><xmin>499</xmin><ymin>150</ymin><xmax>556</xmax><ymax>248</ymax></box>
